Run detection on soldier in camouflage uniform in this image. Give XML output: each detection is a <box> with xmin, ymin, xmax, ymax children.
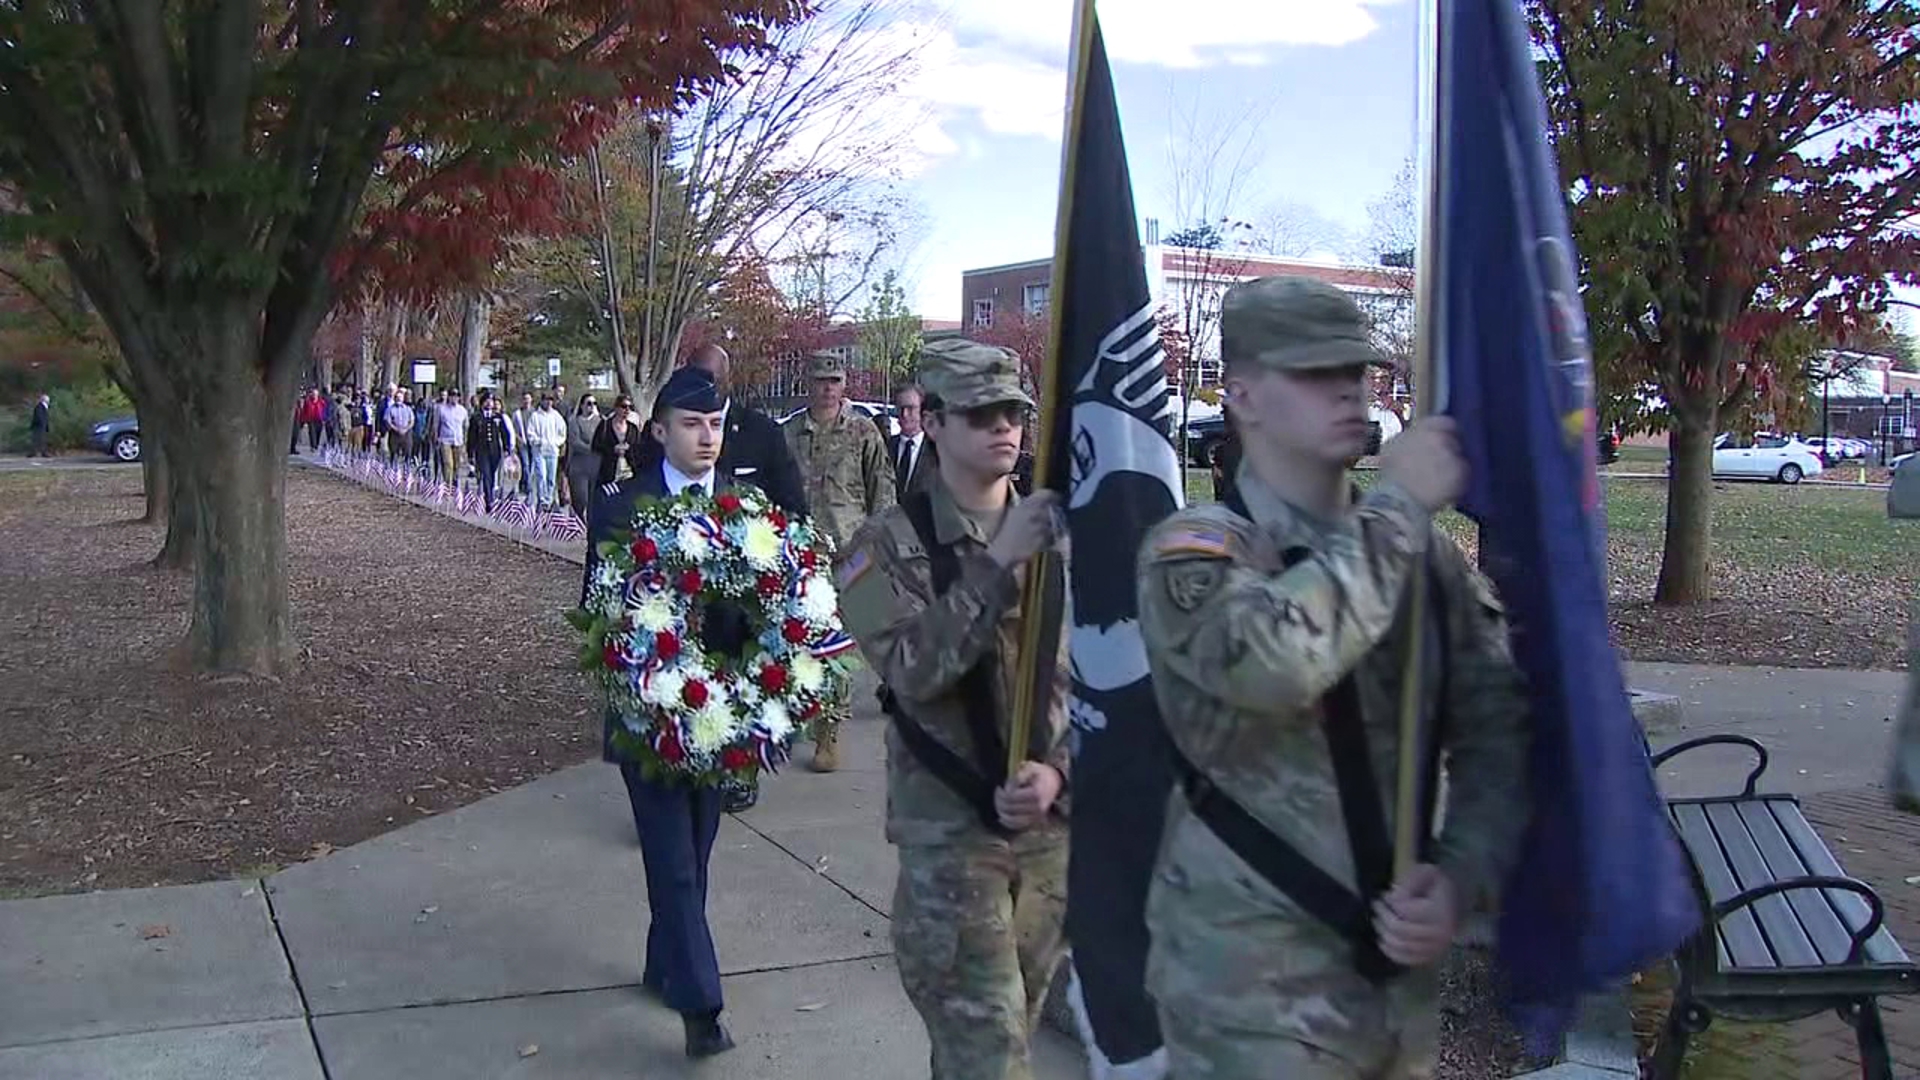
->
<box><xmin>1891</xmin><ymin>604</ymin><xmax>1920</xmax><ymax>813</ymax></box>
<box><xmin>837</xmin><ymin>339</ymin><xmax>1073</xmax><ymax>1080</ymax></box>
<box><xmin>1136</xmin><ymin>277</ymin><xmax>1532</xmax><ymax>1080</ymax></box>
<box><xmin>785</xmin><ymin>351</ymin><xmax>895</xmax><ymax>771</ymax></box>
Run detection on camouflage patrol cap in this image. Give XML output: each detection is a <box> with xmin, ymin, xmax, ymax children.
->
<box><xmin>807</xmin><ymin>351</ymin><xmax>847</xmax><ymax>380</ymax></box>
<box><xmin>1220</xmin><ymin>276</ymin><xmax>1389</xmax><ymax>373</ymax></box>
<box><xmin>918</xmin><ymin>339</ymin><xmax>1033</xmax><ymax>411</ymax></box>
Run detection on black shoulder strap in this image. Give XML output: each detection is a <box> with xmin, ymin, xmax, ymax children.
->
<box><xmin>877</xmin><ymin>492</ymin><xmax>1015</xmax><ymax>837</ymax></box>
<box><xmin>1193</xmin><ymin>488</ymin><xmax>1450</xmax><ymax>983</ymax></box>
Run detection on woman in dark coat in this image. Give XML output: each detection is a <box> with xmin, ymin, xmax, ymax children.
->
<box><xmin>591</xmin><ymin>394</ymin><xmax>646</xmax><ymax>487</ymax></box>
<box><xmin>565</xmin><ymin>392</ymin><xmax>604</xmax><ymax>518</ymax></box>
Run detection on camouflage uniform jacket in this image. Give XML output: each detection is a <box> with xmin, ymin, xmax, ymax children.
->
<box><xmin>837</xmin><ymin>480</ymin><xmax>1073</xmax><ymax>848</ymax></box>
<box><xmin>1135</xmin><ymin>469</ymin><xmax>1530</xmax><ymax>1052</ymax></box>
<box><xmin>785</xmin><ymin>406</ymin><xmax>895</xmax><ymax>551</ymax></box>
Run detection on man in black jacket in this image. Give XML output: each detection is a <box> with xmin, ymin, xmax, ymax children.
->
<box><xmin>28</xmin><ymin>394</ymin><xmax>50</xmax><ymax>458</ymax></box>
<box><xmin>640</xmin><ymin>342</ymin><xmax>807</xmax><ymax>813</ymax></box>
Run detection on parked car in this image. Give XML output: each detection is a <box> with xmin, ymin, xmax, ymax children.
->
<box><xmin>1803</xmin><ymin>436</ymin><xmax>1869</xmax><ymax>463</ymax></box>
<box><xmin>89</xmin><ymin>415</ymin><xmax>141</xmax><ymax>462</ymax></box>
<box><xmin>1711</xmin><ymin>432</ymin><xmax>1823</xmax><ymax>483</ymax></box>
<box><xmin>1181</xmin><ymin>405</ymin><xmax>1402</xmax><ymax>467</ymax></box>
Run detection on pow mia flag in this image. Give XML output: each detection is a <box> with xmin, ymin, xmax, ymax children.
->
<box><xmin>1035</xmin><ymin>11</ymin><xmax>1184</xmax><ymax>1075</ymax></box>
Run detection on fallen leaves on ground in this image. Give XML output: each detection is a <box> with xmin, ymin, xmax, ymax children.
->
<box><xmin>0</xmin><ymin>468</ymin><xmax>595</xmax><ymax>897</ymax></box>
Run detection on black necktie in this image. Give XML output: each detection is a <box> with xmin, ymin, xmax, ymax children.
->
<box><xmin>898</xmin><ymin>439</ymin><xmax>912</xmax><ymax>481</ymax></box>
<box><xmin>687</xmin><ymin>482</ymin><xmax>705</xmax><ymax>498</ymax></box>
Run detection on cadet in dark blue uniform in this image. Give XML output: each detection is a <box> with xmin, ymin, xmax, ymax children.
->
<box><xmin>582</xmin><ymin>366</ymin><xmax>746</xmax><ymax>1059</ymax></box>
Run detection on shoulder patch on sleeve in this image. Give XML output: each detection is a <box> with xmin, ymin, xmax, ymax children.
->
<box><xmin>838</xmin><ymin>548</ymin><xmax>874</xmax><ymax>587</ymax></box>
<box><xmin>1151</xmin><ymin>525</ymin><xmax>1234</xmax><ymax>560</ymax></box>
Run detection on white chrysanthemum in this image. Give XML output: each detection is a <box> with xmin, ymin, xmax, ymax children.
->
<box><xmin>738</xmin><ymin>681</ymin><xmax>763</xmax><ymax>707</ymax></box>
<box><xmin>630</xmin><ymin>596</ymin><xmax>675</xmax><ymax>633</ymax></box>
<box><xmin>601</xmin><ymin>590</ymin><xmax>625</xmax><ymax>619</ymax></box>
<box><xmin>643</xmin><ymin>669</ymin><xmax>685</xmax><ymax>708</ymax></box>
<box><xmin>675</xmin><ymin>521</ymin><xmax>710</xmax><ymax>563</ymax></box>
<box><xmin>759</xmin><ymin>701</ymin><xmax>793</xmax><ymax>741</ymax></box>
<box><xmin>741</xmin><ymin>519</ymin><xmax>782</xmax><ymax>569</ymax></box>
<box><xmin>791</xmin><ymin>652</ymin><xmax>825</xmax><ymax>693</ymax></box>
<box><xmin>797</xmin><ymin>576</ymin><xmax>838</xmax><ymax>623</ymax></box>
<box><xmin>687</xmin><ymin>702</ymin><xmax>734</xmax><ymax>753</ymax></box>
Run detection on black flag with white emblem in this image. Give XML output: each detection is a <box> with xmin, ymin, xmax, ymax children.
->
<box><xmin>1036</xmin><ymin>8</ymin><xmax>1184</xmax><ymax>1074</ymax></box>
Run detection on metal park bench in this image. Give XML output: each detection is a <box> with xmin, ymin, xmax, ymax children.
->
<box><xmin>1649</xmin><ymin>734</ymin><xmax>1918</xmax><ymax>1080</ymax></box>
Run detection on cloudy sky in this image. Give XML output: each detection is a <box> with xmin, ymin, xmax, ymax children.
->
<box><xmin>872</xmin><ymin>0</ymin><xmax>1421</xmax><ymax>321</ymax></box>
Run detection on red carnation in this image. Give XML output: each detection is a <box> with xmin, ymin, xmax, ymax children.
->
<box><xmin>630</xmin><ymin>537</ymin><xmax>659</xmax><ymax>564</ymax></box>
<box><xmin>769</xmin><ymin>510</ymin><xmax>788</xmax><ymax>530</ymax></box>
<box><xmin>602</xmin><ymin>641</ymin><xmax>625</xmax><ymax>671</ymax></box>
<box><xmin>799</xmin><ymin>548</ymin><xmax>819</xmax><ymax>569</ymax></box>
<box><xmin>757</xmin><ymin>573</ymin><xmax>783</xmax><ymax>599</ymax></box>
<box><xmin>677</xmin><ymin>568</ymin><xmax>703</xmax><ymax>595</ymax></box>
<box><xmin>760</xmin><ymin>664</ymin><xmax>789</xmax><ymax>694</ymax></box>
<box><xmin>682</xmin><ymin>680</ymin><xmax>710</xmax><ymax>709</ymax></box>
<box><xmin>658</xmin><ymin>732</ymin><xmax>686</xmax><ymax>764</ymax></box>
<box><xmin>654</xmin><ymin>631</ymin><xmax>681</xmax><ymax>662</ymax></box>
<box><xmin>799</xmin><ymin>701</ymin><xmax>821</xmax><ymax>720</ymax></box>
<box><xmin>782</xmin><ymin>617</ymin><xmax>809</xmax><ymax>644</ymax></box>
<box><xmin>721</xmin><ymin>746</ymin><xmax>754</xmax><ymax>771</ymax></box>
<box><xmin>716</xmin><ymin>492</ymin><xmax>743</xmax><ymax>516</ymax></box>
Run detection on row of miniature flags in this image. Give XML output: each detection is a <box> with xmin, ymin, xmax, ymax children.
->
<box><xmin>316</xmin><ymin>446</ymin><xmax>588</xmax><ymax>543</ymax></box>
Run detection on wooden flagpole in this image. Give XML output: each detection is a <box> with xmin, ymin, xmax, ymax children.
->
<box><xmin>1393</xmin><ymin>0</ymin><xmax>1448</xmax><ymax>881</ymax></box>
<box><xmin>1007</xmin><ymin>0</ymin><xmax>1098</xmax><ymax>779</ymax></box>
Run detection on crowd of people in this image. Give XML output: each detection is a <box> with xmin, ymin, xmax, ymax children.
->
<box><xmin>291</xmin><ymin>382</ymin><xmax>616</xmax><ymax>515</ymax></box>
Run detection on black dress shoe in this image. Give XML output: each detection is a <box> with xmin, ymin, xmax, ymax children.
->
<box><xmin>721</xmin><ymin>782</ymin><xmax>758</xmax><ymax>813</ymax></box>
<box><xmin>682</xmin><ymin>1010</ymin><xmax>735</xmax><ymax>1058</ymax></box>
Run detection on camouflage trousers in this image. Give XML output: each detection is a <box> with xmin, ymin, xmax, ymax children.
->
<box><xmin>1156</xmin><ymin>980</ymin><xmax>1439</xmax><ymax>1080</ymax></box>
<box><xmin>1893</xmin><ymin>601</ymin><xmax>1920</xmax><ymax>813</ymax></box>
<box><xmin>893</xmin><ymin>836</ymin><xmax>1069</xmax><ymax>1080</ymax></box>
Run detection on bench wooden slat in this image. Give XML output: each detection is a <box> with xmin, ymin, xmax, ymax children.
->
<box><xmin>1704</xmin><ymin>802</ymin><xmax>1823</xmax><ymax>968</ymax></box>
<box><xmin>1772</xmin><ymin>801</ymin><xmax>1913</xmax><ymax>968</ymax></box>
<box><xmin>1736</xmin><ymin>800</ymin><xmax>1855</xmax><ymax>966</ymax></box>
<box><xmin>1671</xmin><ymin>803</ymin><xmax>1772</xmax><ymax>969</ymax></box>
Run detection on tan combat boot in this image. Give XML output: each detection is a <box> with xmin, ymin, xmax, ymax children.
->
<box><xmin>810</xmin><ymin>724</ymin><xmax>840</xmax><ymax>773</ymax></box>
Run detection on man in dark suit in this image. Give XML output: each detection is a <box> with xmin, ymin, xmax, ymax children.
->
<box><xmin>639</xmin><ymin>342</ymin><xmax>806</xmax><ymax>814</ymax></box>
<box><xmin>887</xmin><ymin>384</ymin><xmax>937</xmax><ymax>500</ymax></box>
<box><xmin>582</xmin><ymin>366</ymin><xmax>744</xmax><ymax>1060</ymax></box>
<box><xmin>28</xmin><ymin>394</ymin><xmax>50</xmax><ymax>458</ymax></box>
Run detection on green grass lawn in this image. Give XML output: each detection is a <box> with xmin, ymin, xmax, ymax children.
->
<box><xmin>1604</xmin><ymin>476</ymin><xmax>1915</xmax><ymax>576</ymax></box>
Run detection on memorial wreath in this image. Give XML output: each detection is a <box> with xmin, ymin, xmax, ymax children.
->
<box><xmin>567</xmin><ymin>484</ymin><xmax>857</xmax><ymax>785</ymax></box>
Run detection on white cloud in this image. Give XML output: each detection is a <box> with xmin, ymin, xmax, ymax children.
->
<box><xmin>944</xmin><ymin>0</ymin><xmax>1404</xmax><ymax>68</ymax></box>
<box><xmin>851</xmin><ymin>0</ymin><xmax>1402</xmax><ymax>174</ymax></box>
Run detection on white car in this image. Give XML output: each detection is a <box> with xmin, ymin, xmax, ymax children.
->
<box><xmin>1712</xmin><ymin>433</ymin><xmax>1824</xmax><ymax>484</ymax></box>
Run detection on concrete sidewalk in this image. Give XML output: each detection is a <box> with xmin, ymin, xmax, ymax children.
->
<box><xmin>0</xmin><ymin>693</ymin><xmax>1087</xmax><ymax>1079</ymax></box>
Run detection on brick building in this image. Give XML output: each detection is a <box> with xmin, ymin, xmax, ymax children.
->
<box><xmin>959</xmin><ymin>244</ymin><xmax>1412</xmax><ymax>391</ymax></box>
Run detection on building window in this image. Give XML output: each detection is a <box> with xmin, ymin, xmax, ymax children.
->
<box><xmin>1023</xmin><ymin>283</ymin><xmax>1049</xmax><ymax>314</ymax></box>
<box><xmin>972</xmin><ymin>298</ymin><xmax>994</xmax><ymax>328</ymax></box>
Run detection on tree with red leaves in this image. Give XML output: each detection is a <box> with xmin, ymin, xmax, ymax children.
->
<box><xmin>973</xmin><ymin>308</ymin><xmax>1051</xmax><ymax>394</ymax></box>
<box><xmin>1531</xmin><ymin>0</ymin><xmax>1920</xmax><ymax>604</ymax></box>
<box><xmin>0</xmin><ymin>2</ymin><xmax>805</xmax><ymax>674</ymax></box>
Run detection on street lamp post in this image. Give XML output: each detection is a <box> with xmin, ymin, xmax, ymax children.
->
<box><xmin>1882</xmin><ymin>393</ymin><xmax>1892</xmax><ymax>464</ymax></box>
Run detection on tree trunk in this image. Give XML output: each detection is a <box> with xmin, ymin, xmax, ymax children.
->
<box><xmin>355</xmin><ymin>308</ymin><xmax>373</xmax><ymax>390</ymax></box>
<box><xmin>1655</xmin><ymin>414</ymin><xmax>1715</xmax><ymax>604</ymax></box>
<box><xmin>152</xmin><ymin>436</ymin><xmax>197</xmax><ymax>570</ymax></box>
<box><xmin>167</xmin><ymin>367</ymin><xmax>293</xmax><ymax>673</ymax></box>
<box><xmin>379</xmin><ymin>301</ymin><xmax>408</xmax><ymax>389</ymax></box>
<box><xmin>457</xmin><ymin>292</ymin><xmax>491</xmax><ymax>395</ymax></box>
<box><xmin>138</xmin><ymin>408</ymin><xmax>167</xmax><ymax>525</ymax></box>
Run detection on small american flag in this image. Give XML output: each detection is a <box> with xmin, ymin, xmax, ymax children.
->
<box><xmin>498</xmin><ymin>497</ymin><xmax>534</xmax><ymax>531</ymax></box>
<box><xmin>544</xmin><ymin>509</ymin><xmax>587</xmax><ymax>541</ymax></box>
<box><xmin>458</xmin><ymin>485</ymin><xmax>482</xmax><ymax>517</ymax></box>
